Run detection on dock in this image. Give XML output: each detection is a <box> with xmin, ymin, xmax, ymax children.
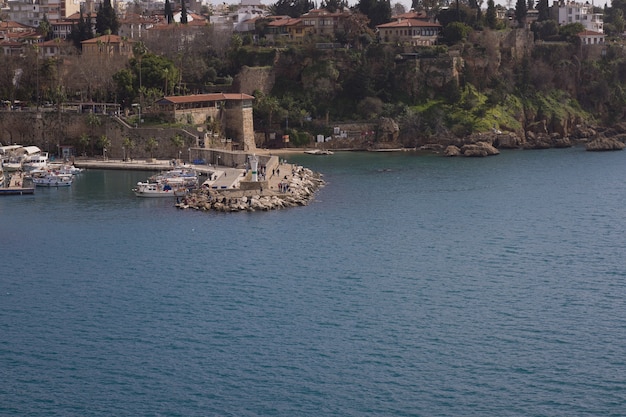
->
<box><xmin>0</xmin><ymin>171</ymin><xmax>35</xmax><ymax>195</ymax></box>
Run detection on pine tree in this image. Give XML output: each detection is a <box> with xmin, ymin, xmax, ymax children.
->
<box><xmin>69</xmin><ymin>10</ymin><xmax>94</xmax><ymax>49</ymax></box>
<box><xmin>181</xmin><ymin>0</ymin><xmax>188</xmax><ymax>24</ymax></box>
<box><xmin>95</xmin><ymin>0</ymin><xmax>119</xmax><ymax>35</ymax></box>
<box><xmin>515</xmin><ymin>0</ymin><xmax>527</xmax><ymax>28</ymax></box>
<box><xmin>486</xmin><ymin>0</ymin><xmax>497</xmax><ymax>29</ymax></box>
<box><xmin>537</xmin><ymin>0</ymin><xmax>549</xmax><ymax>21</ymax></box>
<box><xmin>165</xmin><ymin>0</ymin><xmax>174</xmax><ymax>24</ymax></box>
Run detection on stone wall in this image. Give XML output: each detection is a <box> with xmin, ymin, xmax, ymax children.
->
<box><xmin>233</xmin><ymin>66</ymin><xmax>275</xmax><ymax>96</ymax></box>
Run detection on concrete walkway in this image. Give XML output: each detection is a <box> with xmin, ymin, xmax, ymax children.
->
<box><xmin>72</xmin><ymin>157</ymin><xmax>299</xmax><ymax>192</ymax></box>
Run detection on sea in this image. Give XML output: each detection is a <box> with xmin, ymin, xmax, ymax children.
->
<box><xmin>1</xmin><ymin>147</ymin><xmax>626</xmax><ymax>417</ymax></box>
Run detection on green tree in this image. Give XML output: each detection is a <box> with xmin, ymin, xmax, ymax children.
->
<box><xmin>171</xmin><ymin>134</ymin><xmax>185</xmax><ymax>160</ymax></box>
<box><xmin>79</xmin><ymin>133</ymin><xmax>90</xmax><ymax>156</ymax></box>
<box><xmin>442</xmin><ymin>21</ymin><xmax>471</xmax><ymax>44</ymax></box>
<box><xmin>181</xmin><ymin>0</ymin><xmax>188</xmax><ymax>24</ymax></box>
<box><xmin>122</xmin><ymin>137</ymin><xmax>135</xmax><ymax>160</ymax></box>
<box><xmin>38</xmin><ymin>15</ymin><xmax>53</xmax><ymax>41</ymax></box>
<box><xmin>356</xmin><ymin>0</ymin><xmax>392</xmax><ymax>28</ymax></box>
<box><xmin>536</xmin><ymin>0</ymin><xmax>549</xmax><ymax>21</ymax></box>
<box><xmin>98</xmin><ymin>135</ymin><xmax>111</xmax><ymax>159</ymax></box>
<box><xmin>164</xmin><ymin>0</ymin><xmax>174</xmax><ymax>24</ymax></box>
<box><xmin>95</xmin><ymin>0</ymin><xmax>119</xmax><ymax>35</ymax></box>
<box><xmin>145</xmin><ymin>137</ymin><xmax>158</xmax><ymax>159</ymax></box>
<box><xmin>69</xmin><ymin>10</ymin><xmax>94</xmax><ymax>49</ymax></box>
<box><xmin>515</xmin><ymin>0</ymin><xmax>527</xmax><ymax>28</ymax></box>
<box><xmin>559</xmin><ymin>22</ymin><xmax>585</xmax><ymax>39</ymax></box>
<box><xmin>486</xmin><ymin>0</ymin><xmax>497</xmax><ymax>29</ymax></box>
<box><xmin>254</xmin><ymin>91</ymin><xmax>281</xmax><ymax>129</ymax></box>
<box><xmin>269</xmin><ymin>0</ymin><xmax>314</xmax><ymax>18</ymax></box>
<box><xmin>86</xmin><ymin>113</ymin><xmax>101</xmax><ymax>155</ymax></box>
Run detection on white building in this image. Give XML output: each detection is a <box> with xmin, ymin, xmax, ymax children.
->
<box><xmin>6</xmin><ymin>0</ymin><xmax>80</xmax><ymax>27</ymax></box>
<box><xmin>552</xmin><ymin>0</ymin><xmax>603</xmax><ymax>33</ymax></box>
<box><xmin>209</xmin><ymin>0</ymin><xmax>267</xmax><ymax>32</ymax></box>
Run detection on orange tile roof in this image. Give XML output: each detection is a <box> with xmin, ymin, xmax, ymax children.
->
<box><xmin>81</xmin><ymin>34</ymin><xmax>127</xmax><ymax>44</ymax></box>
<box><xmin>377</xmin><ymin>19</ymin><xmax>441</xmax><ymax>29</ymax></box>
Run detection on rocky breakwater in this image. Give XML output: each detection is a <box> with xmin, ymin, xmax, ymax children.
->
<box><xmin>176</xmin><ymin>165</ymin><xmax>325</xmax><ymax>212</ymax></box>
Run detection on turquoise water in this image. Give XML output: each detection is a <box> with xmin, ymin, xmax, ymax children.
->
<box><xmin>2</xmin><ymin>147</ymin><xmax>626</xmax><ymax>416</ymax></box>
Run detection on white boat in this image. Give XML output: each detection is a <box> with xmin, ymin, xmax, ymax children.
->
<box><xmin>47</xmin><ymin>162</ymin><xmax>83</xmax><ymax>175</ymax></box>
<box><xmin>22</xmin><ymin>152</ymin><xmax>49</xmax><ymax>171</ymax></box>
<box><xmin>2</xmin><ymin>145</ymin><xmax>44</xmax><ymax>171</ymax></box>
<box><xmin>132</xmin><ymin>181</ymin><xmax>189</xmax><ymax>197</ymax></box>
<box><xmin>2</xmin><ymin>155</ymin><xmax>25</xmax><ymax>171</ymax></box>
<box><xmin>149</xmin><ymin>168</ymin><xmax>198</xmax><ymax>187</ymax></box>
<box><xmin>304</xmin><ymin>149</ymin><xmax>334</xmax><ymax>155</ymax></box>
<box><xmin>31</xmin><ymin>172</ymin><xmax>73</xmax><ymax>187</ymax></box>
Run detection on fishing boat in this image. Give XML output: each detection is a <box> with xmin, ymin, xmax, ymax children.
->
<box><xmin>132</xmin><ymin>181</ymin><xmax>189</xmax><ymax>197</ymax></box>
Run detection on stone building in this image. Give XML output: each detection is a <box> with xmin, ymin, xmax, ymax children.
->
<box><xmin>153</xmin><ymin>93</ymin><xmax>256</xmax><ymax>151</ymax></box>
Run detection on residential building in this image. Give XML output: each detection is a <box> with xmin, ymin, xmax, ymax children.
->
<box><xmin>551</xmin><ymin>0</ymin><xmax>603</xmax><ymax>33</ymax></box>
<box><xmin>265</xmin><ymin>16</ymin><xmax>308</xmax><ymax>42</ymax></box>
<box><xmin>376</xmin><ymin>16</ymin><xmax>442</xmax><ymax>46</ymax></box>
<box><xmin>6</xmin><ymin>0</ymin><xmax>80</xmax><ymax>27</ymax></box>
<box><xmin>118</xmin><ymin>12</ymin><xmax>159</xmax><ymax>39</ymax></box>
<box><xmin>300</xmin><ymin>8</ymin><xmax>350</xmax><ymax>38</ymax></box>
<box><xmin>81</xmin><ymin>34</ymin><xmax>133</xmax><ymax>57</ymax></box>
<box><xmin>578</xmin><ymin>29</ymin><xmax>604</xmax><ymax>44</ymax></box>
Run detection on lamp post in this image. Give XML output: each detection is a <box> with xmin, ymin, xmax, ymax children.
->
<box><xmin>122</xmin><ymin>146</ymin><xmax>126</xmax><ymax>161</ymax></box>
<box><xmin>188</xmin><ymin>147</ymin><xmax>191</xmax><ymax>163</ymax></box>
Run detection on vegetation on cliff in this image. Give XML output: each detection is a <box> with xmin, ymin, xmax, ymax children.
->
<box><xmin>3</xmin><ymin>0</ymin><xmax>626</xmax><ymax>150</ymax></box>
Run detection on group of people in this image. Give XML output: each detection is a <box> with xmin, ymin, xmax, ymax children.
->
<box><xmin>277</xmin><ymin>181</ymin><xmax>290</xmax><ymax>193</ymax></box>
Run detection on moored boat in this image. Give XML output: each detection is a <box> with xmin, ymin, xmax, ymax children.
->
<box><xmin>31</xmin><ymin>172</ymin><xmax>73</xmax><ymax>187</ymax></box>
<box><xmin>22</xmin><ymin>152</ymin><xmax>49</xmax><ymax>172</ymax></box>
<box><xmin>132</xmin><ymin>181</ymin><xmax>189</xmax><ymax>197</ymax></box>
<box><xmin>304</xmin><ymin>149</ymin><xmax>334</xmax><ymax>155</ymax></box>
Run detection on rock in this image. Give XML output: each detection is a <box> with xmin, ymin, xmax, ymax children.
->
<box><xmin>586</xmin><ymin>136</ymin><xmax>626</xmax><ymax>151</ymax></box>
<box><xmin>444</xmin><ymin>145</ymin><xmax>461</xmax><ymax>156</ymax></box>
<box><xmin>461</xmin><ymin>141</ymin><xmax>500</xmax><ymax>157</ymax></box>
<box><xmin>178</xmin><ymin>164</ymin><xmax>325</xmax><ymax>213</ymax></box>
<box><xmin>494</xmin><ymin>132</ymin><xmax>523</xmax><ymax>149</ymax></box>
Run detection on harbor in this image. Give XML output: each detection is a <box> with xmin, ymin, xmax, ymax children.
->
<box><xmin>1</xmin><ymin>142</ymin><xmax>325</xmax><ymax>209</ymax></box>
<box><xmin>73</xmin><ymin>155</ymin><xmax>325</xmax><ymax>211</ymax></box>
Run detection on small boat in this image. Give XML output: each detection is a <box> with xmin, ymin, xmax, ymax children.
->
<box><xmin>149</xmin><ymin>168</ymin><xmax>198</xmax><ymax>187</ymax></box>
<box><xmin>31</xmin><ymin>172</ymin><xmax>73</xmax><ymax>187</ymax></box>
<box><xmin>132</xmin><ymin>181</ymin><xmax>189</xmax><ymax>197</ymax></box>
<box><xmin>47</xmin><ymin>162</ymin><xmax>83</xmax><ymax>175</ymax></box>
<box><xmin>304</xmin><ymin>149</ymin><xmax>334</xmax><ymax>155</ymax></box>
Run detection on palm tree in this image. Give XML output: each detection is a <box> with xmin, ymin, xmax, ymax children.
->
<box><xmin>122</xmin><ymin>137</ymin><xmax>135</xmax><ymax>161</ymax></box>
<box><xmin>79</xmin><ymin>133</ymin><xmax>90</xmax><ymax>156</ymax></box>
<box><xmin>171</xmin><ymin>133</ymin><xmax>184</xmax><ymax>161</ymax></box>
<box><xmin>145</xmin><ymin>137</ymin><xmax>158</xmax><ymax>160</ymax></box>
<box><xmin>86</xmin><ymin>113</ymin><xmax>101</xmax><ymax>155</ymax></box>
<box><xmin>98</xmin><ymin>135</ymin><xmax>111</xmax><ymax>159</ymax></box>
